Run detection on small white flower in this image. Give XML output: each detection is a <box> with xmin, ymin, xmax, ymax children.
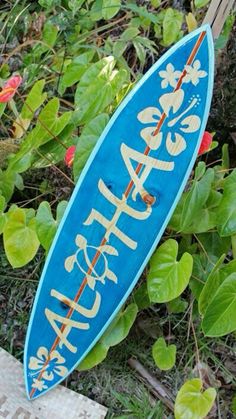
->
<box><xmin>31</xmin><ymin>378</ymin><xmax>48</xmax><ymax>392</ymax></box>
<box><xmin>159</xmin><ymin>63</ymin><xmax>182</xmax><ymax>89</ymax></box>
<box><xmin>184</xmin><ymin>59</ymin><xmax>207</xmax><ymax>86</ymax></box>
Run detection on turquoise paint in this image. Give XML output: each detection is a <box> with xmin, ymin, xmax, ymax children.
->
<box><xmin>24</xmin><ymin>25</ymin><xmax>214</xmax><ymax>399</ymax></box>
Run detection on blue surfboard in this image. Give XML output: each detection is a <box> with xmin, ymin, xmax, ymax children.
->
<box><xmin>24</xmin><ymin>25</ymin><xmax>214</xmax><ymax>400</ymax></box>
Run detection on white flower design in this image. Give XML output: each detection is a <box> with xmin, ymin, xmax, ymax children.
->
<box><xmin>31</xmin><ymin>378</ymin><xmax>48</xmax><ymax>392</ymax></box>
<box><xmin>159</xmin><ymin>63</ymin><xmax>182</xmax><ymax>88</ymax></box>
<box><xmin>29</xmin><ymin>346</ymin><xmax>68</xmax><ymax>381</ymax></box>
<box><xmin>184</xmin><ymin>59</ymin><xmax>207</xmax><ymax>86</ymax></box>
<box><xmin>137</xmin><ymin>89</ymin><xmax>201</xmax><ymax>155</ymax></box>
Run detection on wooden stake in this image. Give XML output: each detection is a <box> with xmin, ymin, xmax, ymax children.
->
<box><xmin>128</xmin><ymin>358</ymin><xmax>175</xmax><ymax>412</ymax></box>
<box><xmin>203</xmin><ymin>0</ymin><xmax>236</xmax><ymax>39</ymax></box>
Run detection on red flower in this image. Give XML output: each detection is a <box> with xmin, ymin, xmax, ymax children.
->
<box><xmin>64</xmin><ymin>145</ymin><xmax>76</xmax><ymax>168</ymax></box>
<box><xmin>0</xmin><ymin>75</ymin><xmax>22</xmax><ymax>103</ymax></box>
<box><xmin>198</xmin><ymin>131</ymin><xmax>213</xmax><ymax>155</ymax></box>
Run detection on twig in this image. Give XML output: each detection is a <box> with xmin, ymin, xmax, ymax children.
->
<box><xmin>128</xmin><ymin>357</ymin><xmax>175</xmax><ymax>412</ymax></box>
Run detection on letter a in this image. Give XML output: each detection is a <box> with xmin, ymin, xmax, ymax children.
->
<box><xmin>121</xmin><ymin>143</ymin><xmax>174</xmax><ymax>201</ymax></box>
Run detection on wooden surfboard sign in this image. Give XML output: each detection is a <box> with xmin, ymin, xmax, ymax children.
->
<box><xmin>24</xmin><ymin>3</ymin><xmax>232</xmax><ymax>398</ymax></box>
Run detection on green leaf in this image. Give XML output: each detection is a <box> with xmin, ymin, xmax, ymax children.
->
<box><xmin>42</xmin><ymin>21</ymin><xmax>58</xmax><ymax>48</ymax></box>
<box><xmin>15</xmin><ymin>173</ymin><xmax>24</xmax><ymax>191</ymax></box>
<box><xmin>3</xmin><ymin>208</ymin><xmax>40</xmax><ymax>268</ymax></box>
<box><xmin>0</xmin><ymin>103</ymin><xmax>6</xmax><ymax>118</ymax></box>
<box><xmin>221</xmin><ymin>144</ymin><xmax>229</xmax><ymax>171</ymax></box>
<box><xmin>215</xmin><ymin>15</ymin><xmax>235</xmax><ymax>50</ymax></box>
<box><xmin>162</xmin><ymin>8</ymin><xmax>183</xmax><ymax>46</ymax></box>
<box><xmin>0</xmin><ymin>195</ymin><xmax>6</xmax><ymax>234</ymax></box>
<box><xmin>31</xmin><ymin>21</ymin><xmax>59</xmax><ymax>59</ymax></box>
<box><xmin>194</xmin><ymin>0</ymin><xmax>210</xmax><ymax>8</ymax></box>
<box><xmin>21</xmin><ymin>80</ymin><xmax>47</xmax><ymax>120</ymax></box>
<box><xmin>189</xmin><ymin>253</ymin><xmax>218</xmax><ymax>300</ymax></box>
<box><xmin>120</xmin><ymin>27</ymin><xmax>140</xmax><ymax>41</ymax></box>
<box><xmin>147</xmin><ymin>239</ymin><xmax>193</xmax><ymax>303</ymax></box>
<box><xmin>59</xmin><ymin>51</ymin><xmax>94</xmax><ymax>93</ymax></box>
<box><xmin>133</xmin><ymin>40</ymin><xmax>146</xmax><ymax>64</ymax></box>
<box><xmin>232</xmin><ymin>395</ymin><xmax>236</xmax><ymax>416</ymax></box>
<box><xmin>186</xmin><ymin>12</ymin><xmax>198</xmax><ymax>33</ymax></box>
<box><xmin>77</xmin><ymin>342</ymin><xmax>109</xmax><ymax>371</ymax></box>
<box><xmin>90</xmin><ymin>0</ymin><xmax>103</xmax><ymax>21</ymax></box>
<box><xmin>36</xmin><ymin>201</ymin><xmax>67</xmax><ymax>252</ymax></box>
<box><xmin>151</xmin><ymin>0</ymin><xmax>161</xmax><ymax>7</ymax></box>
<box><xmin>77</xmin><ymin>303</ymin><xmax>137</xmax><ymax>371</ymax></box>
<box><xmin>202</xmin><ymin>273</ymin><xmax>236</xmax><ymax>337</ymax></box>
<box><xmin>75</xmin><ymin>57</ymin><xmax>115</xmax><ymax>99</ymax></box>
<box><xmin>180</xmin><ymin>168</ymin><xmax>215</xmax><ymax>232</ymax></box>
<box><xmin>0</xmin><ymin>195</ymin><xmax>6</xmax><ymax>212</ymax></box>
<box><xmin>167</xmin><ymin>297</ymin><xmax>188</xmax><ymax>314</ymax></box>
<box><xmin>178</xmin><ymin>235</ymin><xmax>197</xmax><ymax>258</ymax></box>
<box><xmin>73</xmin><ymin>113</ymin><xmax>109</xmax><ymax>180</ymax></box>
<box><xmin>126</xmin><ymin>4</ymin><xmax>159</xmax><ymax>25</ymax></box>
<box><xmin>101</xmin><ymin>303</ymin><xmax>138</xmax><ymax>347</ymax></box>
<box><xmin>26</xmin><ymin>98</ymin><xmax>72</xmax><ymax>149</ymax></box>
<box><xmin>0</xmin><ymin>169</ymin><xmax>16</xmax><ymax>202</ymax></box>
<box><xmin>232</xmin><ymin>235</ymin><xmax>236</xmax><ymax>259</ymax></box>
<box><xmin>152</xmin><ymin>337</ymin><xmax>176</xmax><ymax>370</ymax></box>
<box><xmin>113</xmin><ymin>40</ymin><xmax>127</xmax><ymax>58</ymax></box>
<box><xmin>102</xmin><ymin>0</ymin><xmax>121</xmax><ymax>19</ymax></box>
<box><xmin>133</xmin><ymin>283</ymin><xmax>151</xmax><ymax>310</ymax></box>
<box><xmin>174</xmin><ymin>378</ymin><xmax>216</xmax><ymax>419</ymax></box>
<box><xmin>195</xmin><ymin>161</ymin><xmax>206</xmax><ymax>179</ymax></box>
<box><xmin>169</xmin><ymin>166</ymin><xmax>215</xmax><ymax>233</ymax></box>
<box><xmin>198</xmin><ymin>253</ymin><xmax>226</xmax><ymax>315</ymax></box>
<box><xmin>74</xmin><ymin>57</ymin><xmax>128</xmax><ymax>124</ymax></box>
<box><xmin>196</xmin><ymin>232</ymin><xmax>231</xmax><ymax>259</ymax></box>
<box><xmin>217</xmin><ymin>170</ymin><xmax>236</xmax><ymax>236</ymax></box>
<box><xmin>68</xmin><ymin>0</ymin><xmax>87</xmax><ymax>14</ymax></box>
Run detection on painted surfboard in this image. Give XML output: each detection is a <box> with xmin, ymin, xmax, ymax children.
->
<box><xmin>24</xmin><ymin>24</ymin><xmax>214</xmax><ymax>400</ymax></box>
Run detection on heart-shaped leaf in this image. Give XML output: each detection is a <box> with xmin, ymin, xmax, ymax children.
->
<box><xmin>36</xmin><ymin>201</ymin><xmax>67</xmax><ymax>252</ymax></box>
<box><xmin>147</xmin><ymin>239</ymin><xmax>193</xmax><ymax>303</ymax></box>
<box><xmin>152</xmin><ymin>337</ymin><xmax>176</xmax><ymax>370</ymax></box>
<box><xmin>174</xmin><ymin>378</ymin><xmax>216</xmax><ymax>419</ymax></box>
<box><xmin>202</xmin><ymin>273</ymin><xmax>236</xmax><ymax>337</ymax></box>
<box><xmin>77</xmin><ymin>303</ymin><xmax>138</xmax><ymax>371</ymax></box>
<box><xmin>102</xmin><ymin>303</ymin><xmax>138</xmax><ymax>348</ymax></box>
<box><xmin>77</xmin><ymin>342</ymin><xmax>109</xmax><ymax>371</ymax></box>
<box><xmin>3</xmin><ymin>208</ymin><xmax>40</xmax><ymax>268</ymax></box>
